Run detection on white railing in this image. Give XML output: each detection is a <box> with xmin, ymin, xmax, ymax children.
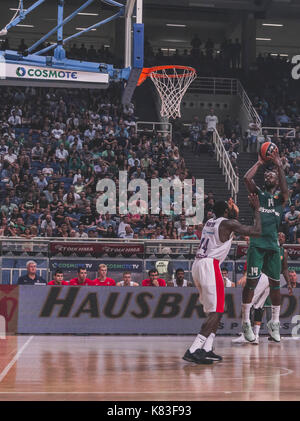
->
<box><xmin>213</xmin><ymin>129</ymin><xmax>239</xmax><ymax>203</ymax></box>
<box><xmin>187</xmin><ymin>77</ymin><xmax>261</xmax><ymax>138</ymax></box>
<box><xmin>236</xmin><ymin>80</ymin><xmax>262</xmax><ymax>128</ymax></box>
<box><xmin>189</xmin><ymin>77</ymin><xmax>238</xmax><ymax>95</ymax></box>
<box><xmin>261</xmin><ymin>127</ymin><xmax>296</xmax><ymax>138</ymax></box>
<box><xmin>136</xmin><ymin>121</ymin><xmax>172</xmax><ymax>138</ymax></box>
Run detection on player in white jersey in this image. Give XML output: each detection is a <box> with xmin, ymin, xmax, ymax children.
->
<box><xmin>183</xmin><ymin>195</ymin><xmax>261</xmax><ymax>365</ymax></box>
<box><xmin>116</xmin><ymin>272</ymin><xmax>139</xmax><ymax>287</ymax></box>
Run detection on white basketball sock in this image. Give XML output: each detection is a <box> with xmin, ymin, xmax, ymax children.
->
<box><xmin>203</xmin><ymin>333</ymin><xmax>215</xmax><ymax>352</ymax></box>
<box><xmin>189</xmin><ymin>334</ymin><xmax>206</xmax><ymax>353</ymax></box>
<box><xmin>242</xmin><ymin>303</ymin><xmax>252</xmax><ymax>323</ymax></box>
<box><xmin>271</xmin><ymin>305</ymin><xmax>280</xmax><ymax>323</ymax></box>
<box><xmin>253</xmin><ymin>324</ymin><xmax>260</xmax><ymax>337</ymax></box>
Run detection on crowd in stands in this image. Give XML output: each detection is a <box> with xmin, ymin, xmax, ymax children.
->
<box><xmin>1</xmin><ymin>35</ymin><xmax>242</xmax><ymax>77</ymax></box>
<box><xmin>3</xmin><ymin>35</ymin><xmax>300</xmax><ymax>245</ymax></box>
<box><xmin>0</xmin><ymin>84</ymin><xmax>216</xmax><ymax>240</ymax></box>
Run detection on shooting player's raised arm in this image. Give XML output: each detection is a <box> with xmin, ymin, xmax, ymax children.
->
<box><xmin>243</xmin><ymin>156</ymin><xmax>264</xmax><ymax>194</ymax></box>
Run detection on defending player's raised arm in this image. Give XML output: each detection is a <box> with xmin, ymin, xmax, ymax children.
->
<box><xmin>243</xmin><ymin>156</ymin><xmax>264</xmax><ymax>194</ymax></box>
<box><xmin>269</xmin><ymin>149</ymin><xmax>289</xmax><ymax>206</ymax></box>
<box><xmin>222</xmin><ymin>194</ymin><xmax>261</xmax><ymax>238</ymax></box>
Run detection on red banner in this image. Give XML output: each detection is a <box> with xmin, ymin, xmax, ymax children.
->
<box><xmin>49</xmin><ymin>242</ymin><xmax>144</xmax><ymax>255</ymax></box>
<box><xmin>285</xmin><ymin>246</ymin><xmax>300</xmax><ymax>259</ymax></box>
<box><xmin>236</xmin><ymin>244</ymin><xmax>248</xmax><ymax>258</ymax></box>
<box><xmin>0</xmin><ymin>286</ymin><xmax>19</xmax><ymax>336</ymax></box>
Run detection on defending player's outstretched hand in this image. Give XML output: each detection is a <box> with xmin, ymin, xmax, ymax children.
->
<box><xmin>248</xmin><ymin>193</ymin><xmax>260</xmax><ymax>210</ymax></box>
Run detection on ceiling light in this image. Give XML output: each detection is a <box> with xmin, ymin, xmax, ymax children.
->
<box><xmin>10</xmin><ymin>8</ymin><xmax>27</xmax><ymax>11</ymax></box>
<box><xmin>76</xmin><ymin>27</ymin><xmax>97</xmax><ymax>31</ymax></box>
<box><xmin>16</xmin><ymin>24</ymin><xmax>34</xmax><ymax>28</ymax></box>
<box><xmin>256</xmin><ymin>37</ymin><xmax>272</xmax><ymax>41</ymax></box>
<box><xmin>262</xmin><ymin>23</ymin><xmax>283</xmax><ymax>27</ymax></box>
<box><xmin>166</xmin><ymin>24</ymin><xmax>187</xmax><ymax>27</ymax></box>
<box><xmin>78</xmin><ymin>12</ymin><xmax>99</xmax><ymax>16</ymax></box>
<box><xmin>271</xmin><ymin>53</ymin><xmax>288</xmax><ymax>56</ymax></box>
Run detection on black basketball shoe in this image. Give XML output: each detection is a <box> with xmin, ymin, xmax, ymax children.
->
<box><xmin>205</xmin><ymin>349</ymin><xmax>223</xmax><ymax>361</ymax></box>
<box><xmin>182</xmin><ymin>349</ymin><xmax>213</xmax><ymax>365</ymax></box>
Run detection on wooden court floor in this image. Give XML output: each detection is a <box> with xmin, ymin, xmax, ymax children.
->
<box><xmin>0</xmin><ymin>335</ymin><xmax>300</xmax><ymax>401</ymax></box>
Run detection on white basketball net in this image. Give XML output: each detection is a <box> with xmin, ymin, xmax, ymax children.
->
<box><xmin>149</xmin><ymin>67</ymin><xmax>197</xmax><ymax>119</ymax></box>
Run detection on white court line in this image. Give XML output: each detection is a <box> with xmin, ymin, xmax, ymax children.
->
<box><xmin>0</xmin><ymin>390</ymin><xmax>299</xmax><ymax>395</ymax></box>
<box><xmin>0</xmin><ymin>336</ymin><xmax>34</xmax><ymax>383</ymax></box>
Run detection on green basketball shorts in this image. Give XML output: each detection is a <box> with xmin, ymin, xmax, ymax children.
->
<box><xmin>247</xmin><ymin>246</ymin><xmax>281</xmax><ymax>282</ymax></box>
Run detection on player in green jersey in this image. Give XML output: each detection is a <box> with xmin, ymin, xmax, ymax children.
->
<box><xmin>242</xmin><ymin>149</ymin><xmax>289</xmax><ymax>342</ymax></box>
<box><xmin>233</xmin><ymin>232</ymin><xmax>291</xmax><ymax>344</ymax></box>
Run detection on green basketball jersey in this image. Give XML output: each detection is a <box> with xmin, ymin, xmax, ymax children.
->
<box><xmin>250</xmin><ymin>187</ymin><xmax>284</xmax><ymax>251</ymax></box>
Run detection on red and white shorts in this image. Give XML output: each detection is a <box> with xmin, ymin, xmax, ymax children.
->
<box><xmin>192</xmin><ymin>257</ymin><xmax>225</xmax><ymax>314</ymax></box>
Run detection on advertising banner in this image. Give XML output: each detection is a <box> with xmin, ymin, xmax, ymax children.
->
<box><xmin>285</xmin><ymin>245</ymin><xmax>300</xmax><ymax>259</ymax></box>
<box><xmin>49</xmin><ymin>242</ymin><xmax>144</xmax><ymax>256</ymax></box>
<box><xmin>2</xmin><ymin>63</ymin><xmax>109</xmax><ymax>85</ymax></box>
<box><xmin>49</xmin><ymin>259</ymin><xmax>144</xmax><ymax>284</ymax></box>
<box><xmin>16</xmin><ymin>286</ymin><xmax>300</xmax><ymax>335</ymax></box>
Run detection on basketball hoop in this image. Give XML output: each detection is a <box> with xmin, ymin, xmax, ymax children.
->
<box><xmin>137</xmin><ymin>65</ymin><xmax>197</xmax><ymax>119</ymax></box>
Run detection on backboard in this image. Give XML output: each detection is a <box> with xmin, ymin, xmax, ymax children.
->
<box><xmin>0</xmin><ymin>0</ymin><xmax>143</xmax><ymax>98</ymax></box>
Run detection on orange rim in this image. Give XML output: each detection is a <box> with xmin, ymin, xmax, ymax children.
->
<box><xmin>137</xmin><ymin>65</ymin><xmax>196</xmax><ymax>86</ymax></box>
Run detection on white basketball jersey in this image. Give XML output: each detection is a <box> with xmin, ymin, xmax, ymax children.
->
<box><xmin>173</xmin><ymin>279</ymin><xmax>188</xmax><ymax>287</ymax></box>
<box><xmin>195</xmin><ymin>217</ymin><xmax>233</xmax><ymax>264</ymax></box>
<box><xmin>224</xmin><ymin>277</ymin><xmax>232</xmax><ymax>287</ymax></box>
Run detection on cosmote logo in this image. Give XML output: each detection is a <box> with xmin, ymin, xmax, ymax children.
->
<box><xmin>15</xmin><ymin>66</ymin><xmax>78</xmax><ymax>80</ymax></box>
<box><xmin>16</xmin><ymin>67</ymin><xmax>26</xmax><ymax>77</ymax></box>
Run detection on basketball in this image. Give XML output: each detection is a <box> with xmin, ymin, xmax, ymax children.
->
<box><xmin>259</xmin><ymin>142</ymin><xmax>278</xmax><ymax>161</ymax></box>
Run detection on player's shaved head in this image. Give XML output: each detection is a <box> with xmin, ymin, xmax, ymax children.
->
<box><xmin>213</xmin><ymin>201</ymin><xmax>229</xmax><ymax>218</ymax></box>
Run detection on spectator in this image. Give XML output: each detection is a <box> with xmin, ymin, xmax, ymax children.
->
<box><xmin>69</xmin><ymin>266</ymin><xmax>94</xmax><ymax>285</ymax></box>
<box><xmin>182</xmin><ymin>225</ymin><xmax>198</xmax><ymax>240</ymax></box>
<box><xmin>142</xmin><ymin>269</ymin><xmax>166</xmax><ymax>287</ymax></box>
<box><xmin>48</xmin><ymin>269</ymin><xmax>69</xmax><ymax>285</ymax></box>
<box><xmin>93</xmin><ymin>264</ymin><xmax>116</xmax><ymax>286</ymax></box>
<box><xmin>31</xmin><ymin>142</ymin><xmax>44</xmax><ymax>161</ymax></box>
<box><xmin>285</xmin><ymin>205</ymin><xmax>300</xmax><ymax>243</ymax></box>
<box><xmin>227</xmin><ymin>197</ymin><xmax>239</xmax><ymax>219</ymax></box>
<box><xmin>205</xmin><ymin>108</ymin><xmax>218</xmax><ymax>138</ymax></box>
<box><xmin>221</xmin><ymin>267</ymin><xmax>235</xmax><ymax>287</ymax></box>
<box><xmin>17</xmin><ymin>260</ymin><xmax>47</xmax><ymax>285</ymax></box>
<box><xmin>75</xmin><ymin>223</ymin><xmax>88</xmax><ymax>238</ymax></box>
<box><xmin>286</xmin><ymin>170</ymin><xmax>297</xmax><ymax>190</ymax></box>
<box><xmin>40</xmin><ymin>214</ymin><xmax>56</xmax><ymax>235</ymax></box>
<box><xmin>116</xmin><ymin>271</ymin><xmax>139</xmax><ymax>287</ymax></box>
<box><xmin>283</xmin><ymin>270</ymin><xmax>300</xmax><ymax>289</ymax></box>
<box><xmin>167</xmin><ymin>268</ymin><xmax>193</xmax><ymax>287</ymax></box>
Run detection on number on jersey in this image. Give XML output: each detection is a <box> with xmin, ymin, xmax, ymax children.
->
<box><xmin>250</xmin><ymin>267</ymin><xmax>259</xmax><ymax>277</ymax></box>
<box><xmin>199</xmin><ymin>238</ymin><xmax>209</xmax><ymax>255</ymax></box>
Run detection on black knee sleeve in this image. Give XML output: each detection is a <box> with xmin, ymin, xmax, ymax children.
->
<box><xmin>245</xmin><ymin>278</ymin><xmax>259</xmax><ymax>290</ymax></box>
<box><xmin>253</xmin><ymin>307</ymin><xmax>264</xmax><ymax>322</ymax></box>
